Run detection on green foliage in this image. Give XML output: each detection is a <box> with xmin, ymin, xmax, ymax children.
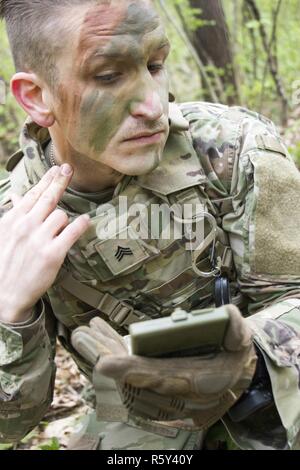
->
<box><xmin>289</xmin><ymin>143</ymin><xmax>300</xmax><ymax>167</ymax></box>
<box><xmin>223</xmin><ymin>0</ymin><xmax>300</xmax><ymax>119</ymax></box>
<box><xmin>0</xmin><ymin>443</ymin><xmax>14</xmax><ymax>450</ymax></box>
<box><xmin>158</xmin><ymin>0</ymin><xmax>300</xmax><ymax>124</ymax></box>
<box><xmin>37</xmin><ymin>437</ymin><xmax>61</xmax><ymax>451</ymax></box>
<box><xmin>155</xmin><ymin>0</ymin><xmax>203</xmax><ymax>101</ymax></box>
<box><xmin>204</xmin><ymin>421</ymin><xmax>240</xmax><ymax>450</ymax></box>
<box><xmin>0</xmin><ymin>22</ymin><xmax>26</xmax><ymax>162</ymax></box>
<box><xmin>171</xmin><ymin>0</ymin><xmax>215</xmax><ymax>31</ymax></box>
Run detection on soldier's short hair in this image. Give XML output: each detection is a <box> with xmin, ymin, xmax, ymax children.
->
<box><xmin>0</xmin><ymin>0</ymin><xmax>101</xmax><ymax>90</ymax></box>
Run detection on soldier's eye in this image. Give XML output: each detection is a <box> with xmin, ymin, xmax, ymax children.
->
<box><xmin>95</xmin><ymin>72</ymin><xmax>121</xmax><ymax>84</ymax></box>
<box><xmin>148</xmin><ymin>63</ymin><xmax>164</xmax><ymax>74</ymax></box>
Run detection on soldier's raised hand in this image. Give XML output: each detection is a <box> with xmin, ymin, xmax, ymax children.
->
<box><xmin>0</xmin><ymin>164</ymin><xmax>90</xmax><ymax>324</ymax></box>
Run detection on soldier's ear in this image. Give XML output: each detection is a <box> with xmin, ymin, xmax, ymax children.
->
<box><xmin>10</xmin><ymin>72</ymin><xmax>55</xmax><ymax>128</ymax></box>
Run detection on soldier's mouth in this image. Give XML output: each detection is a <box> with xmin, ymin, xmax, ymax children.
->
<box><xmin>123</xmin><ymin>130</ymin><xmax>165</xmax><ymax>145</ymax></box>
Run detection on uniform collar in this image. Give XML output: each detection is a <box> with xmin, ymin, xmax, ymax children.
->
<box><xmin>168</xmin><ymin>102</ymin><xmax>190</xmax><ymax>132</ymax></box>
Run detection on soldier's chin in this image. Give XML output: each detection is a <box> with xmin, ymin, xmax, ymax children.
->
<box><xmin>118</xmin><ymin>151</ymin><xmax>162</xmax><ymax>176</ymax></box>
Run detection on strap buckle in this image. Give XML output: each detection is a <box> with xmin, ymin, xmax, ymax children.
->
<box><xmin>98</xmin><ymin>294</ymin><xmax>146</xmax><ymax>328</ymax></box>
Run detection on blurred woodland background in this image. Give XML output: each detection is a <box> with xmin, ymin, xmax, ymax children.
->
<box><xmin>1</xmin><ymin>0</ymin><xmax>300</xmax><ymax>450</ymax></box>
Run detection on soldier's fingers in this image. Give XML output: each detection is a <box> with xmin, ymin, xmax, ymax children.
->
<box><xmin>29</xmin><ymin>164</ymin><xmax>73</xmax><ymax>222</ymax></box>
<box><xmin>54</xmin><ymin>213</ymin><xmax>90</xmax><ymax>253</ymax></box>
<box><xmin>71</xmin><ymin>327</ymin><xmax>111</xmax><ymax>365</ymax></box>
<box><xmin>98</xmin><ymin>355</ymin><xmax>149</xmax><ymax>383</ymax></box>
<box><xmin>41</xmin><ymin>209</ymin><xmax>70</xmax><ymax>238</ymax></box>
<box><xmin>81</xmin><ymin>326</ymin><xmax>127</xmax><ymax>356</ymax></box>
<box><xmin>17</xmin><ymin>166</ymin><xmax>60</xmax><ymax>214</ymax></box>
<box><xmin>9</xmin><ymin>193</ymin><xmax>22</xmax><ymax>207</ymax></box>
<box><xmin>224</xmin><ymin>305</ymin><xmax>253</xmax><ymax>352</ymax></box>
<box><xmin>98</xmin><ymin>354</ymin><xmax>190</xmax><ymax>394</ymax></box>
<box><xmin>90</xmin><ymin>317</ymin><xmax>128</xmax><ymax>353</ymax></box>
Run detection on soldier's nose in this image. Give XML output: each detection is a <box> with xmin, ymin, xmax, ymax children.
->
<box><xmin>130</xmin><ymin>91</ymin><xmax>164</xmax><ymax>121</ymax></box>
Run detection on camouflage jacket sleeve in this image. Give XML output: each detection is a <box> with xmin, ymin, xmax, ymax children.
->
<box><xmin>0</xmin><ymin>177</ymin><xmax>57</xmax><ymax>443</ymax></box>
<box><xmin>182</xmin><ymin>102</ymin><xmax>300</xmax><ymax>449</ymax></box>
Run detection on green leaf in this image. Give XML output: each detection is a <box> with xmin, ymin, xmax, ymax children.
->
<box><xmin>245</xmin><ymin>20</ymin><xmax>260</xmax><ymax>30</ymax></box>
<box><xmin>204</xmin><ymin>422</ymin><xmax>239</xmax><ymax>450</ymax></box>
<box><xmin>0</xmin><ymin>443</ymin><xmax>14</xmax><ymax>450</ymax></box>
<box><xmin>38</xmin><ymin>437</ymin><xmax>61</xmax><ymax>451</ymax></box>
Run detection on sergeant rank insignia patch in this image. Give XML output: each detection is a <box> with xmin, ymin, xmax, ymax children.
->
<box><xmin>94</xmin><ymin>227</ymin><xmax>154</xmax><ymax>276</ymax></box>
<box><xmin>115</xmin><ymin>246</ymin><xmax>134</xmax><ymax>262</ymax></box>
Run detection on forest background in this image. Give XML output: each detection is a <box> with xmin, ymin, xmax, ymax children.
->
<box><xmin>0</xmin><ymin>0</ymin><xmax>300</xmax><ymax>450</ymax></box>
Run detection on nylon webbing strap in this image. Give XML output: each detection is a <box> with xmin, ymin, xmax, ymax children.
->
<box><xmin>59</xmin><ymin>269</ymin><xmax>150</xmax><ymax>329</ymax></box>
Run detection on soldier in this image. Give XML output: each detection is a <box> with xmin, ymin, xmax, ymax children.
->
<box><xmin>0</xmin><ymin>0</ymin><xmax>299</xmax><ymax>450</ymax></box>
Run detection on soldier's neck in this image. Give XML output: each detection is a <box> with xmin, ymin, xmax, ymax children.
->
<box><xmin>49</xmin><ymin>139</ymin><xmax>123</xmax><ymax>194</ymax></box>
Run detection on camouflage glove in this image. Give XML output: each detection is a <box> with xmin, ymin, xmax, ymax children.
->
<box><xmin>71</xmin><ymin>306</ymin><xmax>257</xmax><ymax>430</ymax></box>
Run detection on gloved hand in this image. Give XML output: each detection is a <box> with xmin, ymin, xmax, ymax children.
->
<box><xmin>71</xmin><ymin>305</ymin><xmax>257</xmax><ymax>430</ymax></box>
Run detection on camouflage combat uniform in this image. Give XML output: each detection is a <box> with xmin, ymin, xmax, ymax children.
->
<box><xmin>0</xmin><ymin>102</ymin><xmax>300</xmax><ymax>450</ymax></box>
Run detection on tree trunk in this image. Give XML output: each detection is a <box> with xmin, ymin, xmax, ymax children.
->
<box><xmin>188</xmin><ymin>0</ymin><xmax>239</xmax><ymax>104</ymax></box>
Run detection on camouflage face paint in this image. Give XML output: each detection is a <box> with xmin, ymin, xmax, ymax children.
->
<box><xmin>80</xmin><ymin>89</ymin><xmax>119</xmax><ymax>154</ymax></box>
<box><xmin>114</xmin><ymin>2</ymin><xmax>160</xmax><ymax>38</ymax></box>
<box><xmin>52</xmin><ymin>0</ymin><xmax>170</xmax><ymax>178</ymax></box>
<box><xmin>78</xmin><ymin>1</ymin><xmax>166</xmax><ymax>151</ymax></box>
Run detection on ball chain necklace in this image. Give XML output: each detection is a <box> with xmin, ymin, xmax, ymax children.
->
<box><xmin>49</xmin><ymin>142</ymin><xmax>57</xmax><ymax>167</ymax></box>
<box><xmin>46</xmin><ymin>140</ymin><xmax>131</xmax><ymax>198</ymax></box>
